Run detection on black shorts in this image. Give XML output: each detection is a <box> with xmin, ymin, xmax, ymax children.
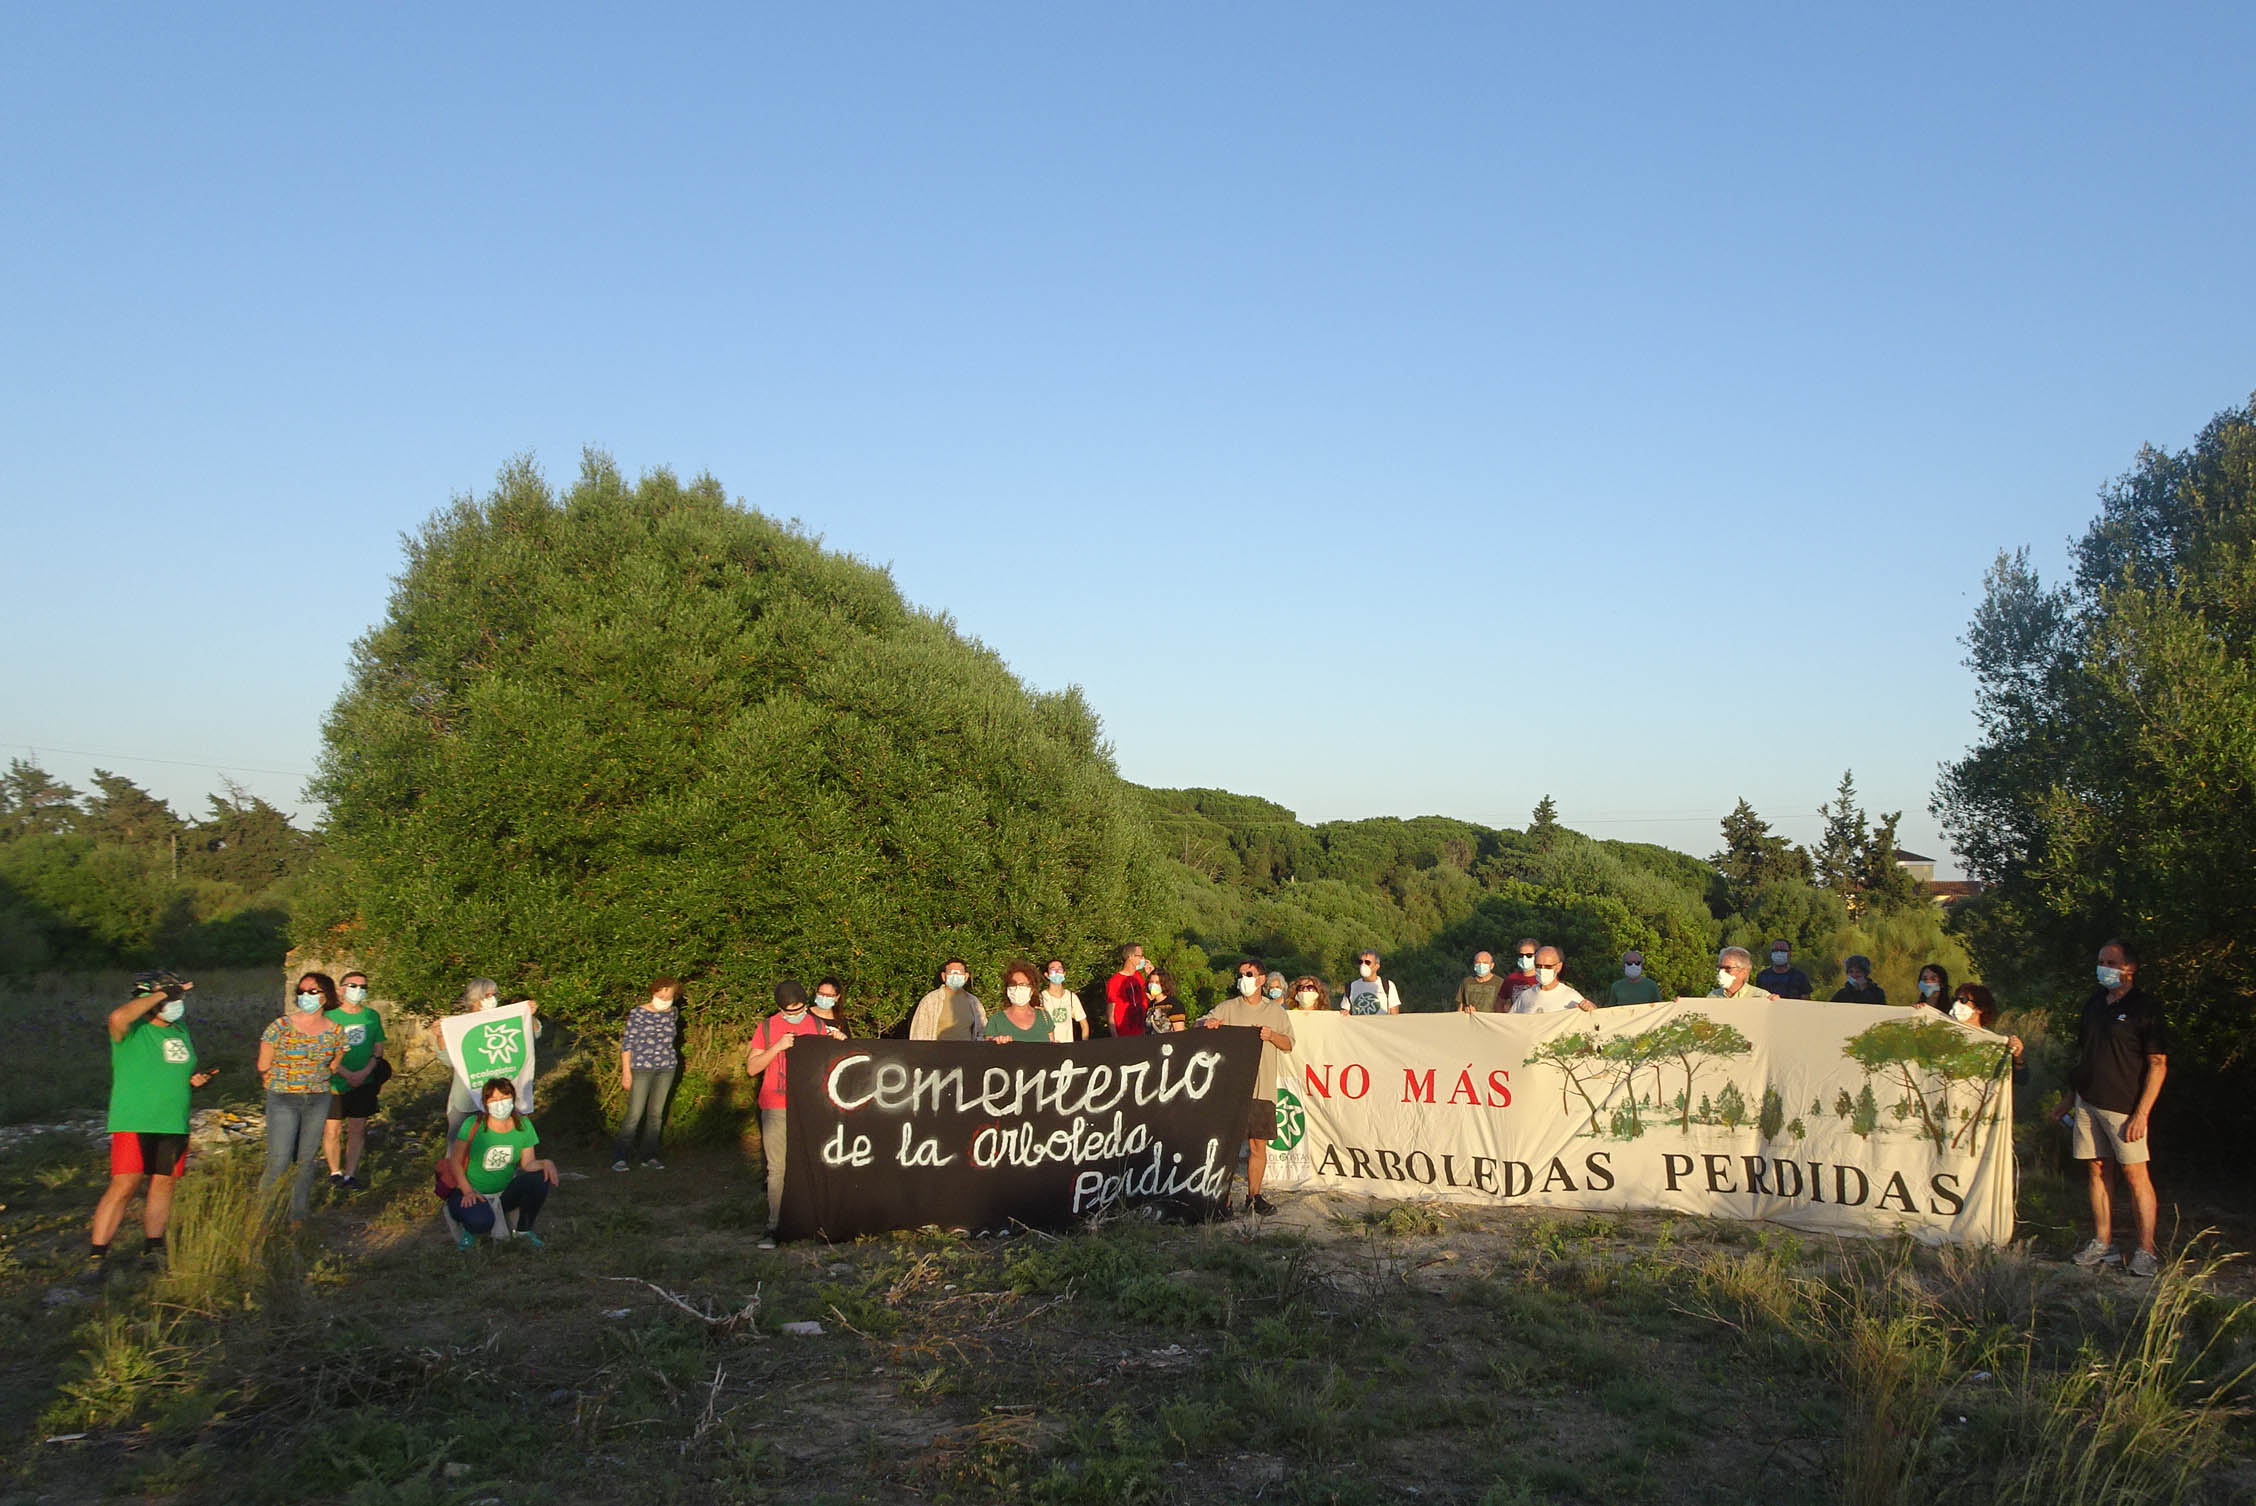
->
<box><xmin>330</xmin><ymin>1057</ymin><xmax>392</xmax><ymax>1119</ymax></box>
<box><xmin>111</xmin><ymin>1132</ymin><xmax>190</xmax><ymax>1178</ymax></box>
<box><xmin>1244</xmin><ymin>1099</ymin><xmax>1278</xmax><ymax>1142</ymax></box>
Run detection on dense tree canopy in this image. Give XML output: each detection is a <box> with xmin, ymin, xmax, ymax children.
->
<box><xmin>308</xmin><ymin>455</ymin><xmax>1163</xmax><ymax>1029</ymax></box>
<box><xmin>1937</xmin><ymin>393</ymin><xmax>2256</xmax><ymax>1076</ymax></box>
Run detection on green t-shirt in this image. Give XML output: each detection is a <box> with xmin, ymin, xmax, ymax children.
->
<box><xmin>988</xmin><ymin>1010</ymin><xmax>1052</xmax><ymax>1043</ymax></box>
<box><xmin>456</xmin><ymin>1114</ymin><xmax>540</xmax><ymax>1194</ymax></box>
<box><xmin>326</xmin><ymin>1005</ymin><xmax>387</xmax><ymax>1087</ymax></box>
<box><xmin>1607</xmin><ymin>976</ymin><xmax>1665</xmax><ymax>1007</ymax></box>
<box><xmin>109</xmin><ymin>1018</ymin><xmax>198</xmax><ymax>1134</ymax></box>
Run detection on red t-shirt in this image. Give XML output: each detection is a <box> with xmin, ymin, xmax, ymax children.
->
<box><xmin>1106</xmin><ymin>970</ymin><xmax>1148</xmax><ymax>1036</ymax></box>
<box><xmin>748</xmin><ymin>1012</ymin><xmax>831</xmax><ymax>1110</ymax></box>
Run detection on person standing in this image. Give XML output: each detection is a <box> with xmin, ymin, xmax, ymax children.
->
<box><xmin>909</xmin><ymin>960</ymin><xmax>985</xmax><ymax>1041</ymax></box>
<box><xmin>810</xmin><ymin>976</ymin><xmax>850</xmax><ymax>1034</ymax></box>
<box><xmin>1914</xmin><ymin>962</ymin><xmax>1951</xmax><ymax>1009</ymax></box>
<box><xmin>443</xmin><ymin>1078</ymin><xmax>558</xmax><ymax>1248</ymax></box>
<box><xmin>1339</xmin><ymin>950</ymin><xmax>1402</xmax><ymax>1015</ymax></box>
<box><xmin>2067</xmin><ymin>940</ymin><xmax>2168</xmax><ymax>1277</ymax></box>
<box><xmin>612</xmin><ymin>977</ymin><xmax>683</xmax><ymax>1172</ymax></box>
<box><xmin>258</xmin><ymin>973</ymin><xmax>347</xmax><ymax>1220</ymax></box>
<box><xmin>1454</xmin><ymin>951</ymin><xmax>1507</xmax><ymax>1013</ymax></box>
<box><xmin>90</xmin><ymin>970</ymin><xmax>216</xmax><ymax>1276</ymax></box>
<box><xmin>1198</xmin><ymin>974</ymin><xmax>1296</xmax><ymax>1217</ymax></box>
<box><xmin>746</xmin><ymin>980</ymin><xmax>844</xmax><ymax>1246</ymax></box>
<box><xmin>321</xmin><ymin>971</ymin><xmax>389</xmax><ymax>1192</ymax></box>
<box><xmin>1510</xmin><ymin>946</ymin><xmax>1596</xmax><ymax>1014</ymax></box>
<box><xmin>988</xmin><ymin>964</ymin><xmax>1053</xmax><ymax>1042</ymax></box>
<box><xmin>1144</xmin><ymin>970</ymin><xmax>1188</xmax><ymax>1033</ymax></box>
<box><xmin>1501</xmin><ymin>939</ymin><xmax>1542</xmax><ymax>1005</ymax></box>
<box><xmin>1105</xmin><ymin>943</ymin><xmax>1153</xmax><ymax>1037</ymax></box>
<box><xmin>1708</xmin><ymin>948</ymin><xmax>1774</xmax><ymax>1001</ymax></box>
<box><xmin>1288</xmin><ymin>976</ymin><xmax>1328</xmax><ymax>1011</ymax></box>
<box><xmin>1831</xmin><ymin>955</ymin><xmax>1887</xmax><ymax>1005</ymax></box>
<box><xmin>1754</xmin><ymin>941</ymin><xmax>1812</xmax><ymax>999</ymax></box>
<box><xmin>1606</xmin><ymin>949</ymin><xmax>1665</xmax><ymax>1007</ymax></box>
<box><xmin>431</xmin><ymin>979</ymin><xmax>543</xmax><ymax>1140</ymax></box>
<box><xmin>1037</xmin><ymin>958</ymin><xmax>1089</xmax><ymax>1042</ymax></box>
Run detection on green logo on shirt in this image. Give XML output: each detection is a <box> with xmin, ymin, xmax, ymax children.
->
<box><xmin>1270</xmin><ymin>1085</ymin><xmax>1306</xmax><ymax>1151</ymax></box>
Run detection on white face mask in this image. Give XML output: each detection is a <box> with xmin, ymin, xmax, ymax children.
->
<box><xmin>1147</xmin><ymin>983</ymin><xmax>1164</xmax><ymax>1000</ymax></box>
<box><xmin>1770</xmin><ymin>951</ymin><xmax>1789</xmax><ymax>967</ymax></box>
<box><xmin>2096</xmin><ymin>964</ymin><xmax>2124</xmax><ymax>989</ymax></box>
<box><xmin>1536</xmin><ymin>967</ymin><xmax>1557</xmax><ymax>986</ymax></box>
<box><xmin>1358</xmin><ymin>962</ymin><xmax>1376</xmax><ymax>979</ymax></box>
<box><xmin>158</xmin><ymin>999</ymin><xmax>186</xmax><ymax>1023</ymax></box>
<box><xmin>650</xmin><ymin>995</ymin><xmax>674</xmax><ymax>1010</ymax></box>
<box><xmin>944</xmin><ymin>973</ymin><xmax>966</xmax><ymax>991</ymax></box>
<box><xmin>1295</xmin><ymin>990</ymin><xmax>1319</xmax><ymax>1007</ymax></box>
<box><xmin>1623</xmin><ymin>964</ymin><xmax>1642</xmax><ymax>979</ymax></box>
<box><xmin>1716</xmin><ymin>969</ymin><xmax>1736</xmax><ymax>990</ymax></box>
<box><xmin>1517</xmin><ymin>956</ymin><xmax>1536</xmax><ymax>972</ymax></box>
<box><xmin>1237</xmin><ymin>976</ymin><xmax>1259</xmax><ymax>996</ymax></box>
<box><xmin>487</xmin><ymin>1097</ymin><xmax>516</xmax><ymax>1119</ymax></box>
<box><xmin>477</xmin><ymin>996</ymin><xmax>499</xmax><ymax>1012</ymax></box>
<box><xmin>344</xmin><ymin>985</ymin><xmax>368</xmax><ymax>1004</ymax></box>
<box><xmin>1473</xmin><ymin>962</ymin><xmax>1492</xmax><ymax>977</ymax></box>
<box><xmin>295</xmin><ymin>992</ymin><xmax>324</xmax><ymax>1013</ymax></box>
<box><xmin>1006</xmin><ymin>985</ymin><xmax>1033</xmax><ymax>1007</ymax></box>
<box><xmin>1949</xmin><ymin>1001</ymin><xmax>1977</xmax><ymax>1023</ymax></box>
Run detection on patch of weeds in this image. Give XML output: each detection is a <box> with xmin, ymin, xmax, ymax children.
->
<box><xmin>1362</xmin><ymin>1202</ymin><xmax>1445</xmax><ymax>1238</ymax></box>
<box><xmin>1527</xmin><ymin>1457</ymin><xmax>1589</xmax><ymax>1498</ymax></box>
<box><xmin>1156</xmin><ymin>1395</ymin><xmax>1233</xmax><ymax>1458</ymax></box>
<box><xmin>1034</xmin><ymin>1405</ymin><xmax>1166</xmax><ymax>1505</ymax></box>
<box><xmin>292</xmin><ymin>1413</ymin><xmax>457</xmax><ymax>1494</ymax></box>
<box><xmin>1003</xmin><ymin>1228</ymin><xmax>1223</xmax><ymax>1328</ymax></box>
<box><xmin>1274</xmin><ymin>1467</ymin><xmax>1386</xmax><ymax>1505</ymax></box>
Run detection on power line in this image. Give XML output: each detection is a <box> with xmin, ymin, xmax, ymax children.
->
<box><xmin>2</xmin><ymin>739</ymin><xmax>312</xmax><ymax>781</ymax></box>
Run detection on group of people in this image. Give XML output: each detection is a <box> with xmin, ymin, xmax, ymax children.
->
<box><xmin>91</xmin><ymin>932</ymin><xmax>2169</xmax><ymax>1275</ymax></box>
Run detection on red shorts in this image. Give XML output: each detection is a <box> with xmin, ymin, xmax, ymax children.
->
<box><xmin>110</xmin><ymin>1132</ymin><xmax>190</xmax><ymax>1178</ymax></box>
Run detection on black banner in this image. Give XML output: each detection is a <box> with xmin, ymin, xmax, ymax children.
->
<box><xmin>777</xmin><ymin>1031</ymin><xmax>1265</xmax><ymax>1241</ymax></box>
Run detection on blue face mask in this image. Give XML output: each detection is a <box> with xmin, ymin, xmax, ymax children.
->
<box><xmin>945</xmin><ymin>973</ymin><xmax>966</xmax><ymax>991</ymax></box>
<box><xmin>2096</xmin><ymin>964</ymin><xmax>2124</xmax><ymax>989</ymax></box>
<box><xmin>1917</xmin><ymin>979</ymin><xmax>1939</xmax><ymax>998</ymax></box>
<box><xmin>1265</xmin><ymin>987</ymin><xmax>1284</xmax><ymax>1000</ymax></box>
<box><xmin>158</xmin><ymin>999</ymin><xmax>186</xmax><ymax>1023</ymax></box>
<box><xmin>296</xmin><ymin>992</ymin><xmax>324</xmax><ymax>1013</ymax></box>
<box><xmin>1473</xmin><ymin>962</ymin><xmax>1492</xmax><ymax>977</ymax></box>
<box><xmin>1047</xmin><ymin>971</ymin><xmax>1065</xmax><ymax>985</ymax></box>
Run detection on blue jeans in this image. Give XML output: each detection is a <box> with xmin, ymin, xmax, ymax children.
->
<box><xmin>442</xmin><ymin>1171</ymin><xmax>550</xmax><ymax>1235</ymax></box>
<box><xmin>613</xmin><ymin>1066</ymin><xmax>678</xmax><ymax>1161</ymax></box>
<box><xmin>261</xmin><ymin>1090</ymin><xmax>332</xmax><ymax>1218</ymax></box>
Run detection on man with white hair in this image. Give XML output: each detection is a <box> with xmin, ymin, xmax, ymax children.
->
<box><xmin>1708</xmin><ymin>947</ymin><xmax>1774</xmax><ymax>1001</ymax></box>
<box><xmin>1510</xmin><ymin>945</ymin><xmax>1596</xmax><ymax>1014</ymax></box>
<box><xmin>1606</xmin><ymin>949</ymin><xmax>1664</xmax><ymax>1007</ymax></box>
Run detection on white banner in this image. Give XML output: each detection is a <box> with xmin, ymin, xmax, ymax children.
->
<box><xmin>437</xmin><ymin>1003</ymin><xmax>539</xmax><ymax>1107</ymax></box>
<box><xmin>1262</xmin><ymin>1000</ymin><xmax>2015</xmax><ymax>1245</ymax></box>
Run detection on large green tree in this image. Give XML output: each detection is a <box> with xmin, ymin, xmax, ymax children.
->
<box><xmin>309</xmin><ymin>455</ymin><xmax>1162</xmax><ymax>1028</ymax></box>
<box><xmin>1935</xmin><ymin>393</ymin><xmax>2256</xmax><ymax>1074</ymax></box>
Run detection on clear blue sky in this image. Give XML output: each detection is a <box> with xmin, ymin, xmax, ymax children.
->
<box><xmin>5</xmin><ymin>6</ymin><xmax>2252</xmax><ymax>873</ymax></box>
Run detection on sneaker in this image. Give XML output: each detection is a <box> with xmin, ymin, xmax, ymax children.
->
<box><xmin>515</xmin><ymin>1232</ymin><xmax>546</xmax><ymax>1250</ymax></box>
<box><xmin>342</xmin><ymin>1175</ymin><xmax>367</xmax><ymax>1193</ymax></box>
<box><xmin>642</xmin><ymin>1158</ymin><xmax>665</xmax><ymax>1170</ymax></box>
<box><xmin>2127</xmin><ymin>1248</ymin><xmax>2161</xmax><ymax>1278</ymax></box>
<box><xmin>611</xmin><ymin>1160</ymin><xmax>630</xmax><ymax>1173</ymax></box>
<box><xmin>328</xmin><ymin>1173</ymin><xmax>347</xmax><ymax>1189</ymax></box>
<box><xmin>1248</xmin><ymin>1193</ymin><xmax>1277</xmax><ymax>1217</ymax></box>
<box><xmin>455</xmin><ymin>1229</ymin><xmax>477</xmax><ymax>1250</ymax></box>
<box><xmin>2071</xmin><ymin>1238</ymin><xmax>2121</xmax><ymax>1269</ymax></box>
<box><xmin>757</xmin><ymin>1233</ymin><xmax>777</xmax><ymax>1250</ymax></box>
